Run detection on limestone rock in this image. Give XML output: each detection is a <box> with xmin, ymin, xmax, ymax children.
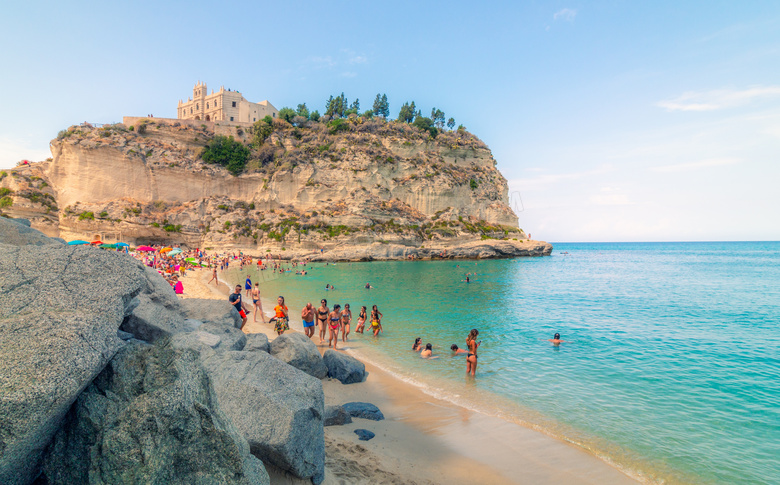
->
<box><xmin>323</xmin><ymin>405</ymin><xmax>352</xmax><ymax>427</ymax></box>
<box><xmin>323</xmin><ymin>350</ymin><xmax>366</xmax><ymax>384</ymax></box>
<box><xmin>39</xmin><ymin>340</ymin><xmax>269</xmax><ymax>485</ymax></box>
<box><xmin>270</xmin><ymin>333</ymin><xmax>328</xmax><ymax>379</ymax></box>
<box><xmin>342</xmin><ymin>402</ymin><xmax>385</xmax><ymax>421</ymax></box>
<box><xmin>0</xmin><ymin>244</ymin><xmax>151</xmax><ymax>485</ymax></box>
<box><xmin>182</xmin><ymin>298</ymin><xmax>242</xmax><ymax>329</ymax></box>
<box><xmin>244</xmin><ymin>333</ymin><xmax>270</xmax><ymax>353</ymax></box>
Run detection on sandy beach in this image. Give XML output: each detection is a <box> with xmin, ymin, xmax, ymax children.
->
<box><xmin>178</xmin><ymin>267</ymin><xmax>639</xmax><ymax>485</ymax></box>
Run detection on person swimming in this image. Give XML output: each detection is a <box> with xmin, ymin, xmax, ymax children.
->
<box><xmin>413</xmin><ymin>337</ymin><xmax>422</xmax><ymax>351</ymax></box>
<box><xmin>420</xmin><ymin>343</ymin><xmax>437</xmax><ymax>359</ymax></box>
<box><xmin>548</xmin><ymin>332</ymin><xmax>566</xmax><ymax>346</ymax></box>
<box><xmin>450</xmin><ymin>344</ymin><xmax>468</xmax><ymax>355</ymax></box>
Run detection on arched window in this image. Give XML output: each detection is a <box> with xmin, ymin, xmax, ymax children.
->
<box><xmin>207</xmin><ymin>103</ymin><xmax>209</xmax><ymax>109</ymax></box>
<box><xmin>196</xmin><ymin>104</ymin><xmax>199</xmax><ymax>110</ymax></box>
<box><xmin>206</xmin><ymin>115</ymin><xmax>210</xmax><ymax>121</ymax></box>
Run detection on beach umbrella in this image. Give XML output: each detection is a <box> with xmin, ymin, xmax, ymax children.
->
<box><xmin>169</xmin><ymin>248</ymin><xmax>183</xmax><ymax>256</ymax></box>
<box><xmin>160</xmin><ymin>247</ymin><xmax>173</xmax><ymax>253</ymax></box>
<box><xmin>184</xmin><ymin>257</ymin><xmax>197</xmax><ymax>262</ymax></box>
<box><xmin>91</xmin><ymin>240</ymin><xmax>103</xmax><ymax>245</ymax></box>
<box><xmin>116</xmin><ymin>242</ymin><xmax>129</xmax><ymax>247</ymax></box>
<box><xmin>68</xmin><ymin>240</ymin><xmax>90</xmax><ymax>245</ymax></box>
<box><xmin>99</xmin><ymin>243</ymin><xmax>117</xmax><ymax>249</ymax></box>
<box><xmin>136</xmin><ymin>246</ymin><xmax>156</xmax><ymax>252</ymax></box>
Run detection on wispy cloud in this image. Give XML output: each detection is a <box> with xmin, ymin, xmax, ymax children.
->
<box><xmin>650</xmin><ymin>158</ymin><xmax>742</xmax><ymax>173</ymax></box>
<box><xmin>553</xmin><ymin>8</ymin><xmax>577</xmax><ymax>21</ymax></box>
<box><xmin>510</xmin><ymin>165</ymin><xmax>612</xmax><ymax>190</ymax></box>
<box><xmin>349</xmin><ymin>55</ymin><xmax>367</xmax><ymax>64</ymax></box>
<box><xmin>0</xmin><ymin>136</ymin><xmax>51</xmax><ymax>169</ymax></box>
<box><xmin>589</xmin><ymin>187</ymin><xmax>634</xmax><ymax>206</ymax></box>
<box><xmin>656</xmin><ymin>86</ymin><xmax>780</xmax><ymax>112</ymax></box>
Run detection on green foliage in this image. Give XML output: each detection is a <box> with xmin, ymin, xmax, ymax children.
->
<box><xmin>325</xmin><ymin>93</ymin><xmax>348</xmax><ymax>118</ymax></box>
<box><xmin>430</xmin><ymin>108</ymin><xmax>446</xmax><ymax>128</ymax></box>
<box><xmin>346</xmin><ymin>99</ymin><xmax>360</xmax><ymax>116</ymax></box>
<box><xmin>361</xmin><ymin>109</ymin><xmax>374</xmax><ymax>119</ymax></box>
<box><xmin>128</xmin><ymin>126</ymin><xmax>134</xmax><ymax>131</ymax></box>
<box><xmin>252</xmin><ymin>116</ymin><xmax>275</xmax><ymax>147</ymax></box>
<box><xmin>163</xmin><ymin>224</ymin><xmax>182</xmax><ymax>233</ymax></box>
<box><xmin>310</xmin><ymin>110</ymin><xmax>320</xmax><ymax>122</ymax></box>
<box><xmin>278</xmin><ymin>107</ymin><xmax>296</xmax><ymax>123</ymax></box>
<box><xmin>202</xmin><ymin>135</ymin><xmax>250</xmax><ymax>175</ymax></box>
<box><xmin>99</xmin><ymin>211</ymin><xmax>109</xmax><ymax>218</ymax></box>
<box><xmin>0</xmin><ymin>171</ymin><xmax>6</xmax><ymax>180</ymax></box>
<box><xmin>0</xmin><ymin>196</ymin><xmax>12</xmax><ymax>208</ymax></box>
<box><xmin>372</xmin><ymin>93</ymin><xmax>389</xmax><ymax>118</ymax></box>
<box><xmin>217</xmin><ymin>204</ymin><xmax>229</xmax><ymax>211</ymax></box>
<box><xmin>328</xmin><ymin>118</ymin><xmax>349</xmax><ymax>134</ymax></box>
<box><xmin>398</xmin><ymin>101</ymin><xmax>416</xmax><ymax>123</ymax></box>
<box><xmin>470</xmin><ymin>178</ymin><xmax>478</xmax><ymax>190</ymax></box>
<box><xmin>150</xmin><ymin>222</ymin><xmax>160</xmax><ymax>227</ymax></box>
<box><xmin>137</xmin><ymin>122</ymin><xmax>147</xmax><ymax>134</ymax></box>
<box><xmin>78</xmin><ymin>211</ymin><xmax>95</xmax><ymax>221</ymax></box>
<box><xmin>447</xmin><ymin>117</ymin><xmax>456</xmax><ymax>130</ymax></box>
<box><xmin>412</xmin><ymin>116</ymin><xmax>438</xmax><ymax>137</ymax></box>
<box><xmin>0</xmin><ymin>187</ymin><xmax>12</xmax><ymax>197</ymax></box>
<box><xmin>296</xmin><ymin>103</ymin><xmax>310</xmax><ymax>120</ymax></box>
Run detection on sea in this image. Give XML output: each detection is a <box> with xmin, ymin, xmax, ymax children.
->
<box><xmin>227</xmin><ymin>242</ymin><xmax>780</xmax><ymax>484</ymax></box>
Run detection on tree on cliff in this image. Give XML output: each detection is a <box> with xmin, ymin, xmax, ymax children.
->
<box><xmin>447</xmin><ymin>117</ymin><xmax>456</xmax><ymax>130</ymax></box>
<box><xmin>296</xmin><ymin>103</ymin><xmax>310</xmax><ymax>120</ymax></box>
<box><xmin>412</xmin><ymin>116</ymin><xmax>438</xmax><ymax>138</ymax></box>
<box><xmin>398</xmin><ymin>101</ymin><xmax>416</xmax><ymax>123</ymax></box>
<box><xmin>202</xmin><ymin>136</ymin><xmax>250</xmax><ymax>176</ymax></box>
<box><xmin>325</xmin><ymin>93</ymin><xmax>348</xmax><ymax>118</ymax></box>
<box><xmin>278</xmin><ymin>107</ymin><xmax>296</xmax><ymax>123</ymax></box>
<box><xmin>252</xmin><ymin>116</ymin><xmax>274</xmax><ymax>147</ymax></box>
<box><xmin>430</xmin><ymin>108</ymin><xmax>446</xmax><ymax>129</ymax></box>
<box><xmin>373</xmin><ymin>94</ymin><xmax>389</xmax><ymax>118</ymax></box>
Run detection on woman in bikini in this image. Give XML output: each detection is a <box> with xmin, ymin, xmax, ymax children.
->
<box><xmin>341</xmin><ymin>303</ymin><xmax>352</xmax><ymax>342</ymax></box>
<box><xmin>370</xmin><ymin>305</ymin><xmax>383</xmax><ymax>337</ymax></box>
<box><xmin>413</xmin><ymin>337</ymin><xmax>423</xmax><ymax>352</ymax></box>
<box><xmin>466</xmin><ymin>328</ymin><xmax>480</xmax><ymax>377</ymax></box>
<box><xmin>328</xmin><ymin>304</ymin><xmax>342</xmax><ymax>349</ymax></box>
<box><xmin>355</xmin><ymin>306</ymin><xmax>367</xmax><ymax>334</ymax></box>
<box><xmin>317</xmin><ymin>299</ymin><xmax>329</xmax><ymax>344</ymax></box>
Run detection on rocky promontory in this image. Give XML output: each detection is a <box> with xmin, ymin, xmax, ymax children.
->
<box><xmin>0</xmin><ymin>116</ymin><xmax>551</xmax><ymax>258</ymax></box>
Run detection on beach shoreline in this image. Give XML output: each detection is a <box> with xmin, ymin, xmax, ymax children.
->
<box><xmin>178</xmin><ymin>267</ymin><xmax>639</xmax><ymax>485</ymax></box>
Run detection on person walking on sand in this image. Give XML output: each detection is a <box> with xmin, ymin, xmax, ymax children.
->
<box><xmin>317</xmin><ymin>299</ymin><xmax>329</xmax><ymax>344</ymax></box>
<box><xmin>208</xmin><ymin>266</ymin><xmax>218</xmax><ymax>285</ymax></box>
<box><xmin>302</xmin><ymin>303</ymin><xmax>315</xmax><ymax>338</ymax></box>
<box><xmin>251</xmin><ymin>283</ymin><xmax>265</xmax><ymax>323</ymax></box>
<box><xmin>370</xmin><ymin>305</ymin><xmax>383</xmax><ymax>337</ymax></box>
<box><xmin>245</xmin><ymin>275</ymin><xmax>252</xmax><ymax>297</ymax></box>
<box><xmin>328</xmin><ymin>304</ymin><xmax>342</xmax><ymax>349</ymax></box>
<box><xmin>229</xmin><ymin>285</ymin><xmax>249</xmax><ymax>330</ymax></box>
<box><xmin>273</xmin><ymin>296</ymin><xmax>289</xmax><ymax>335</ymax></box>
<box><xmin>341</xmin><ymin>303</ymin><xmax>352</xmax><ymax>342</ymax></box>
<box><xmin>355</xmin><ymin>306</ymin><xmax>367</xmax><ymax>334</ymax></box>
<box><xmin>466</xmin><ymin>329</ymin><xmax>481</xmax><ymax>377</ymax></box>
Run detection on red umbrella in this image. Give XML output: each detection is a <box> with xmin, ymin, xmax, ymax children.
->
<box><xmin>136</xmin><ymin>246</ymin><xmax>156</xmax><ymax>252</ymax></box>
<box><xmin>91</xmin><ymin>240</ymin><xmax>103</xmax><ymax>245</ymax></box>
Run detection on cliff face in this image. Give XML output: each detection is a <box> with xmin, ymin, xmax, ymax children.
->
<box><xmin>1</xmin><ymin>118</ymin><xmax>550</xmax><ymax>258</ymax></box>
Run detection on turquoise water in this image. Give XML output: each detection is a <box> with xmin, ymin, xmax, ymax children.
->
<box><xmin>231</xmin><ymin>242</ymin><xmax>780</xmax><ymax>484</ymax></box>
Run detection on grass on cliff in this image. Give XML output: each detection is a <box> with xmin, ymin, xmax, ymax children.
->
<box><xmin>201</xmin><ymin>136</ymin><xmax>250</xmax><ymax>175</ymax></box>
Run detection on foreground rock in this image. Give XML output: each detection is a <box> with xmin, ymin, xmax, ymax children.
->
<box><xmin>324</xmin><ymin>405</ymin><xmax>353</xmax><ymax>427</ymax></box>
<box><xmin>0</xmin><ymin>218</ymin><xmax>62</xmax><ymax>247</ymax></box>
<box><xmin>354</xmin><ymin>429</ymin><xmax>376</xmax><ymax>441</ymax></box>
<box><xmin>182</xmin><ymin>298</ymin><xmax>243</xmax><ymax>329</ymax></box>
<box><xmin>40</xmin><ymin>339</ymin><xmax>268</xmax><ymax>484</ymax></box>
<box><xmin>270</xmin><ymin>333</ymin><xmax>328</xmax><ymax>379</ymax></box>
<box><xmin>120</xmin><ymin>265</ymin><xmax>188</xmax><ymax>341</ymax></box>
<box><xmin>323</xmin><ymin>350</ymin><xmax>366</xmax><ymax>384</ymax></box>
<box><xmin>0</xmin><ymin>222</ymin><xmax>156</xmax><ymax>485</ymax></box>
<box><xmin>342</xmin><ymin>402</ymin><xmax>385</xmax><ymax>421</ymax></box>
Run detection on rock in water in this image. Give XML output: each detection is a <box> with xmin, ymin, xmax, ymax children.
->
<box><xmin>181</xmin><ymin>298</ymin><xmax>243</xmax><ymax>328</ymax></box>
<box><xmin>0</xmin><ymin>243</ymin><xmax>152</xmax><ymax>485</ymax></box>
<box><xmin>39</xmin><ymin>339</ymin><xmax>269</xmax><ymax>484</ymax></box>
<box><xmin>323</xmin><ymin>405</ymin><xmax>353</xmax><ymax>427</ymax></box>
<box><xmin>270</xmin><ymin>333</ymin><xmax>328</xmax><ymax>379</ymax></box>
<box><xmin>342</xmin><ymin>402</ymin><xmax>385</xmax><ymax>421</ymax></box>
<box><xmin>323</xmin><ymin>350</ymin><xmax>366</xmax><ymax>384</ymax></box>
<box><xmin>197</xmin><ymin>349</ymin><xmax>325</xmax><ymax>484</ymax></box>
<box><xmin>354</xmin><ymin>429</ymin><xmax>376</xmax><ymax>441</ymax></box>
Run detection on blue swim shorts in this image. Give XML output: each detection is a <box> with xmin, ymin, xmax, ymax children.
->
<box><xmin>303</xmin><ymin>319</ymin><xmax>315</xmax><ymax>328</ymax></box>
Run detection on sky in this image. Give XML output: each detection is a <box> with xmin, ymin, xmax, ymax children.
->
<box><xmin>1</xmin><ymin>1</ymin><xmax>779</xmax><ymax>242</ymax></box>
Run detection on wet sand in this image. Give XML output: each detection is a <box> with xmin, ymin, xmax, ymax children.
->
<box><xmin>178</xmin><ymin>268</ymin><xmax>638</xmax><ymax>484</ymax></box>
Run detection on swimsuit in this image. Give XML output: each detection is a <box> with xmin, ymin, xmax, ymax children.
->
<box><xmin>318</xmin><ymin>310</ymin><xmax>328</xmax><ymax>322</ymax></box>
<box><xmin>253</xmin><ymin>299</ymin><xmax>259</xmax><ymax>304</ymax></box>
<box><xmin>329</xmin><ymin>317</ymin><xmax>340</xmax><ymax>330</ymax></box>
<box><xmin>303</xmin><ymin>319</ymin><xmax>314</xmax><ymax>328</ymax></box>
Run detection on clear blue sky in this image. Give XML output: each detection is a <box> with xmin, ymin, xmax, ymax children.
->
<box><xmin>2</xmin><ymin>1</ymin><xmax>779</xmax><ymax>242</ymax></box>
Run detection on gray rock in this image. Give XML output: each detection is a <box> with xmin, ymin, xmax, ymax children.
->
<box><xmin>324</xmin><ymin>405</ymin><xmax>352</xmax><ymax>427</ymax></box>
<box><xmin>0</xmin><ymin>217</ymin><xmax>62</xmax><ymax>246</ymax></box>
<box><xmin>270</xmin><ymin>333</ymin><xmax>328</xmax><ymax>379</ymax></box>
<box><xmin>182</xmin><ymin>318</ymin><xmax>204</xmax><ymax>331</ymax></box>
<box><xmin>323</xmin><ymin>350</ymin><xmax>366</xmax><ymax>384</ymax></box>
<box><xmin>181</xmin><ymin>298</ymin><xmax>242</xmax><ymax>328</ymax></box>
<box><xmin>199</xmin><ymin>322</ymin><xmax>247</xmax><ymax>351</ymax></box>
<box><xmin>14</xmin><ymin>218</ymin><xmax>32</xmax><ymax>227</ymax></box>
<box><xmin>116</xmin><ymin>330</ymin><xmax>135</xmax><ymax>341</ymax></box>
<box><xmin>198</xmin><ymin>350</ymin><xmax>325</xmax><ymax>484</ymax></box>
<box><xmin>120</xmin><ymin>266</ymin><xmax>187</xmax><ymax>341</ymax></box>
<box><xmin>342</xmin><ymin>402</ymin><xmax>385</xmax><ymax>421</ymax></box>
<box><xmin>244</xmin><ymin>333</ymin><xmax>270</xmax><ymax>353</ymax></box>
<box><xmin>0</xmin><ymin>244</ymin><xmax>152</xmax><ymax>485</ymax></box>
<box><xmin>39</xmin><ymin>340</ymin><xmax>269</xmax><ymax>485</ymax></box>
<box><xmin>354</xmin><ymin>429</ymin><xmax>375</xmax><ymax>441</ymax></box>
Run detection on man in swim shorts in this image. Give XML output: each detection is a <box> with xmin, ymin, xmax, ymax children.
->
<box><xmin>245</xmin><ymin>276</ymin><xmax>252</xmax><ymax>297</ymax></box>
<box><xmin>229</xmin><ymin>284</ymin><xmax>248</xmax><ymax>330</ymax></box>
<box><xmin>301</xmin><ymin>303</ymin><xmax>315</xmax><ymax>338</ymax></box>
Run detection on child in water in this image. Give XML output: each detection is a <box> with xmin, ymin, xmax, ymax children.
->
<box><xmin>450</xmin><ymin>344</ymin><xmax>468</xmax><ymax>355</ymax></box>
<box><xmin>420</xmin><ymin>343</ymin><xmax>438</xmax><ymax>359</ymax></box>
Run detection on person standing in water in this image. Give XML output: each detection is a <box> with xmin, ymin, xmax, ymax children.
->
<box><xmin>301</xmin><ymin>303</ymin><xmax>315</xmax><ymax>338</ymax></box>
<box><xmin>317</xmin><ymin>299</ymin><xmax>329</xmax><ymax>344</ymax></box>
<box><xmin>548</xmin><ymin>333</ymin><xmax>566</xmax><ymax>346</ymax></box>
<box><xmin>466</xmin><ymin>329</ymin><xmax>480</xmax><ymax>377</ymax></box>
<box><xmin>251</xmin><ymin>283</ymin><xmax>265</xmax><ymax>323</ymax></box>
<box><xmin>328</xmin><ymin>304</ymin><xmax>342</xmax><ymax>349</ymax></box>
<box><xmin>370</xmin><ymin>305</ymin><xmax>383</xmax><ymax>336</ymax></box>
<box><xmin>355</xmin><ymin>306</ymin><xmax>367</xmax><ymax>333</ymax></box>
<box><xmin>341</xmin><ymin>303</ymin><xmax>352</xmax><ymax>342</ymax></box>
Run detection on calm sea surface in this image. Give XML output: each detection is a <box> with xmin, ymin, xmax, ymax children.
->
<box><xmin>229</xmin><ymin>242</ymin><xmax>780</xmax><ymax>484</ymax></box>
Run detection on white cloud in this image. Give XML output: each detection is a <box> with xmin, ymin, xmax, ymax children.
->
<box><xmin>589</xmin><ymin>187</ymin><xmax>633</xmax><ymax>206</ymax></box>
<box><xmin>650</xmin><ymin>157</ymin><xmax>742</xmax><ymax>173</ymax></box>
<box><xmin>0</xmin><ymin>136</ymin><xmax>52</xmax><ymax>169</ymax></box>
<box><xmin>656</xmin><ymin>86</ymin><xmax>780</xmax><ymax>112</ymax></box>
<box><xmin>553</xmin><ymin>8</ymin><xmax>577</xmax><ymax>21</ymax></box>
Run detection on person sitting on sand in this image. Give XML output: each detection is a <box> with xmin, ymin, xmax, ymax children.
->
<box><xmin>251</xmin><ymin>283</ymin><xmax>265</xmax><ymax>323</ymax></box>
<box><xmin>450</xmin><ymin>344</ymin><xmax>468</xmax><ymax>355</ymax></box>
<box><xmin>355</xmin><ymin>306</ymin><xmax>367</xmax><ymax>334</ymax></box>
<box><xmin>370</xmin><ymin>305</ymin><xmax>383</xmax><ymax>337</ymax></box>
<box><xmin>341</xmin><ymin>303</ymin><xmax>352</xmax><ymax>342</ymax></box>
<box><xmin>420</xmin><ymin>343</ymin><xmax>438</xmax><ymax>359</ymax></box>
<box><xmin>272</xmin><ymin>296</ymin><xmax>289</xmax><ymax>335</ymax></box>
<box><xmin>328</xmin><ymin>304</ymin><xmax>342</xmax><ymax>349</ymax></box>
<box><xmin>302</xmin><ymin>303</ymin><xmax>315</xmax><ymax>338</ymax></box>
<box><xmin>413</xmin><ymin>337</ymin><xmax>423</xmax><ymax>352</ymax></box>
<box><xmin>229</xmin><ymin>285</ymin><xmax>249</xmax><ymax>330</ymax></box>
<box><xmin>548</xmin><ymin>333</ymin><xmax>566</xmax><ymax>346</ymax></box>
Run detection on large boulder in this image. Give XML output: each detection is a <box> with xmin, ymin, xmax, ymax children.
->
<box><xmin>270</xmin><ymin>333</ymin><xmax>328</xmax><ymax>379</ymax></box>
<box><xmin>181</xmin><ymin>298</ymin><xmax>242</xmax><ymax>329</ymax></box>
<box><xmin>323</xmin><ymin>350</ymin><xmax>366</xmax><ymax>384</ymax></box>
<box><xmin>342</xmin><ymin>402</ymin><xmax>385</xmax><ymax>421</ymax></box>
<box><xmin>244</xmin><ymin>333</ymin><xmax>270</xmax><ymax>353</ymax></box>
<box><xmin>0</xmin><ymin>217</ymin><xmax>62</xmax><ymax>247</ymax></box>
<box><xmin>0</xmin><ymin>243</ymin><xmax>151</xmax><ymax>485</ymax></box>
<box><xmin>323</xmin><ymin>405</ymin><xmax>352</xmax><ymax>427</ymax></box>
<box><xmin>191</xmin><ymin>348</ymin><xmax>326</xmax><ymax>484</ymax></box>
<box><xmin>119</xmin><ymin>266</ymin><xmax>188</xmax><ymax>341</ymax></box>
<box><xmin>39</xmin><ymin>340</ymin><xmax>269</xmax><ymax>484</ymax></box>
<box><xmin>198</xmin><ymin>322</ymin><xmax>247</xmax><ymax>351</ymax></box>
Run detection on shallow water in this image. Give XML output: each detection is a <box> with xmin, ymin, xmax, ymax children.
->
<box><xmin>227</xmin><ymin>242</ymin><xmax>780</xmax><ymax>484</ymax></box>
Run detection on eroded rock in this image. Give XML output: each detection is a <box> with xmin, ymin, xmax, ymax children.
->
<box><xmin>270</xmin><ymin>333</ymin><xmax>328</xmax><ymax>379</ymax></box>
<box><xmin>323</xmin><ymin>350</ymin><xmax>366</xmax><ymax>384</ymax></box>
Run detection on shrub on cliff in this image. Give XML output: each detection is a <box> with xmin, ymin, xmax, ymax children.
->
<box><xmin>202</xmin><ymin>135</ymin><xmax>250</xmax><ymax>176</ymax></box>
<box><xmin>252</xmin><ymin>116</ymin><xmax>275</xmax><ymax>147</ymax></box>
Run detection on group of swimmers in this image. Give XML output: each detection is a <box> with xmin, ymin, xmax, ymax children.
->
<box><xmin>411</xmin><ymin>329</ymin><xmax>483</xmax><ymax>376</ymax></box>
<box><xmin>300</xmin><ymin>300</ymin><xmax>384</xmax><ymax>349</ymax></box>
